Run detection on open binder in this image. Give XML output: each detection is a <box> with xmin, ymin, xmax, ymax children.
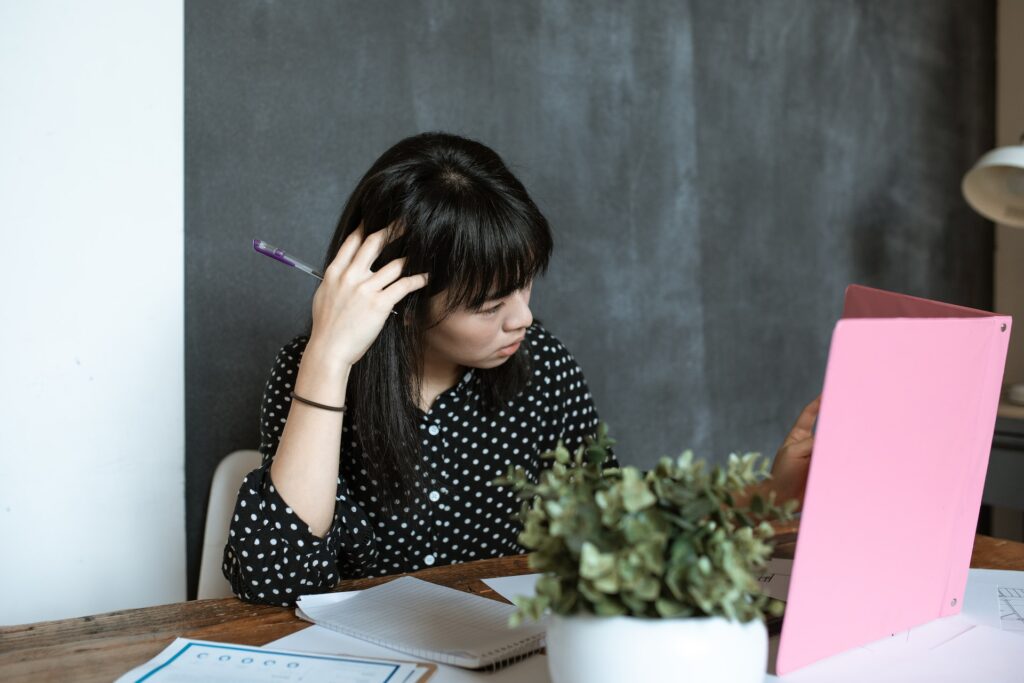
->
<box><xmin>776</xmin><ymin>284</ymin><xmax>1012</xmax><ymax>674</ymax></box>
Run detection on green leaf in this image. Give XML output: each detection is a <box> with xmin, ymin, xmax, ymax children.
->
<box><xmin>579</xmin><ymin>541</ymin><xmax>615</xmax><ymax>579</ymax></box>
<box><xmin>620</xmin><ymin>468</ymin><xmax>657</xmax><ymax>512</ymax></box>
<box><xmin>655</xmin><ymin>596</ymin><xmax>690</xmax><ymax>617</ymax></box>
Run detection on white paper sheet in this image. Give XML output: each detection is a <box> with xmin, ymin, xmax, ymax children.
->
<box><xmin>114</xmin><ymin>637</ymin><xmax>428</xmax><ymax>683</ymax></box>
<box><xmin>766</xmin><ymin>616</ymin><xmax>1024</xmax><ymax>682</ymax></box>
<box><xmin>756</xmin><ymin>558</ymin><xmax>794</xmax><ymax>602</ymax></box>
<box><xmin>960</xmin><ymin>569</ymin><xmax>1024</xmax><ymax>632</ymax></box>
<box><xmin>296</xmin><ymin>589</ymin><xmax>360</xmax><ymax>622</ymax></box>
<box><xmin>480</xmin><ymin>574</ymin><xmax>541</xmax><ymax>604</ymax></box>
<box><xmin>998</xmin><ymin>586</ymin><xmax>1024</xmax><ymax>632</ymax></box>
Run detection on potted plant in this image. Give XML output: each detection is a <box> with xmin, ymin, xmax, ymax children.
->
<box><xmin>493</xmin><ymin>422</ymin><xmax>796</xmax><ymax>683</ymax></box>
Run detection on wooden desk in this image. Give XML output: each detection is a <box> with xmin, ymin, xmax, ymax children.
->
<box><xmin>3</xmin><ymin>532</ymin><xmax>1024</xmax><ymax>683</ymax></box>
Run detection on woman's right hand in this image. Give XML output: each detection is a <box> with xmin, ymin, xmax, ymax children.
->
<box><xmin>308</xmin><ymin>220</ymin><xmax>429</xmax><ymax>368</ymax></box>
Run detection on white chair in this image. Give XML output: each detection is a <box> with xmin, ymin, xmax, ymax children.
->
<box><xmin>197</xmin><ymin>449</ymin><xmax>263</xmax><ymax>599</ymax></box>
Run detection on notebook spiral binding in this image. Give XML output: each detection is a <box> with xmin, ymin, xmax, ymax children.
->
<box><xmin>477</xmin><ymin>634</ymin><xmax>546</xmax><ymax>673</ymax></box>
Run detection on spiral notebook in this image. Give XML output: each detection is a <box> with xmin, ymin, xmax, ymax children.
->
<box><xmin>297</xmin><ymin>576</ymin><xmax>547</xmax><ymax>670</ymax></box>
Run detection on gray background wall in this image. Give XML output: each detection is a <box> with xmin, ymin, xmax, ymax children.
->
<box><xmin>185</xmin><ymin>1</ymin><xmax>995</xmax><ymax>598</ymax></box>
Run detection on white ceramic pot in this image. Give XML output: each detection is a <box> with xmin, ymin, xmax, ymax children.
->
<box><xmin>545</xmin><ymin>612</ymin><xmax>767</xmax><ymax>683</ymax></box>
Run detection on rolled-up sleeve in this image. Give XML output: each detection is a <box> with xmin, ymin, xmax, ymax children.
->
<box><xmin>222</xmin><ymin>338</ymin><xmax>379</xmax><ymax>606</ymax></box>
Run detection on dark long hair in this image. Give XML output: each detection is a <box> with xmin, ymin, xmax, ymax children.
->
<box><xmin>302</xmin><ymin>131</ymin><xmax>553</xmax><ymax>517</ymax></box>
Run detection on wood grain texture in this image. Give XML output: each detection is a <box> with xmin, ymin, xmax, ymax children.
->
<box><xmin>3</xmin><ymin>535</ymin><xmax>1021</xmax><ymax>682</ymax></box>
<box><xmin>0</xmin><ymin>554</ymin><xmax>533</xmax><ymax>683</ymax></box>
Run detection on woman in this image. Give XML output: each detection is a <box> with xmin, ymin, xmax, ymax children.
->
<box><xmin>223</xmin><ymin>131</ymin><xmax>817</xmax><ymax>606</ymax></box>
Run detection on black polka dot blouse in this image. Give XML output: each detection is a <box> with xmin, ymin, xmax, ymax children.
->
<box><xmin>223</xmin><ymin>320</ymin><xmax>619</xmax><ymax>606</ymax></box>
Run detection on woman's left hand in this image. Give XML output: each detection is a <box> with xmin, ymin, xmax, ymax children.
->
<box><xmin>767</xmin><ymin>395</ymin><xmax>821</xmax><ymax>510</ymax></box>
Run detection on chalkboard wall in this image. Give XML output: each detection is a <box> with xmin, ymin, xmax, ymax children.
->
<box><xmin>185</xmin><ymin>1</ymin><xmax>995</xmax><ymax>597</ymax></box>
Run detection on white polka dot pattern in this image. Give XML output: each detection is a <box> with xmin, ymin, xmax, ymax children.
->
<box><xmin>222</xmin><ymin>320</ymin><xmax>618</xmax><ymax>606</ymax></box>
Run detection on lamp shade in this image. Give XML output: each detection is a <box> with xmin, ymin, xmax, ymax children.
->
<box><xmin>962</xmin><ymin>143</ymin><xmax>1024</xmax><ymax>228</ymax></box>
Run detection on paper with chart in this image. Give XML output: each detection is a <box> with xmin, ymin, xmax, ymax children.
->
<box><xmin>998</xmin><ymin>585</ymin><xmax>1024</xmax><ymax>632</ymax></box>
<box><xmin>113</xmin><ymin>637</ymin><xmax>432</xmax><ymax>682</ymax></box>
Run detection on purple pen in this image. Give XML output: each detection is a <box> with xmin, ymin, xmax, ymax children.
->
<box><xmin>253</xmin><ymin>239</ymin><xmax>325</xmax><ymax>280</ymax></box>
<box><xmin>252</xmin><ymin>238</ymin><xmax>400</xmax><ymax>315</ymax></box>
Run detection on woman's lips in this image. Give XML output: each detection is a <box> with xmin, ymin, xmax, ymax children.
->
<box><xmin>498</xmin><ymin>338</ymin><xmax>524</xmax><ymax>354</ymax></box>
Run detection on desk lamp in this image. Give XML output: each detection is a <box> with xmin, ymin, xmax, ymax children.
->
<box><xmin>962</xmin><ymin>133</ymin><xmax>1024</xmax><ymax>403</ymax></box>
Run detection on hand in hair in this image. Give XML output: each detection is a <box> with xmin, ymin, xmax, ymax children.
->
<box><xmin>309</xmin><ymin>220</ymin><xmax>429</xmax><ymax>368</ymax></box>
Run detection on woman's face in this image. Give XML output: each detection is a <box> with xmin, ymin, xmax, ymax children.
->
<box><xmin>421</xmin><ymin>280</ymin><xmax>534</xmax><ymax>370</ymax></box>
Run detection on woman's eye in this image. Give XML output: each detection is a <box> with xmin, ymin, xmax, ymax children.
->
<box><xmin>481</xmin><ymin>304</ymin><xmax>502</xmax><ymax>315</ymax></box>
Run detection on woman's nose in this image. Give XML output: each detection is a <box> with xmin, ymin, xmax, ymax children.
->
<box><xmin>506</xmin><ymin>290</ymin><xmax>533</xmax><ymax>331</ymax></box>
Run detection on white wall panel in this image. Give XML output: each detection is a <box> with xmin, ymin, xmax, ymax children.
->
<box><xmin>0</xmin><ymin>0</ymin><xmax>184</xmax><ymax>624</ymax></box>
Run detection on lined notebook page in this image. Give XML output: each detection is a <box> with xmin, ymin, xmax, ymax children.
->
<box><xmin>300</xmin><ymin>576</ymin><xmax>547</xmax><ymax>669</ymax></box>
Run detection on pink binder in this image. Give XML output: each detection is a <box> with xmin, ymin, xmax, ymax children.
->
<box><xmin>775</xmin><ymin>284</ymin><xmax>1012</xmax><ymax>675</ymax></box>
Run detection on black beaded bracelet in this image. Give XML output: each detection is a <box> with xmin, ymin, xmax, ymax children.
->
<box><xmin>290</xmin><ymin>391</ymin><xmax>347</xmax><ymax>412</ymax></box>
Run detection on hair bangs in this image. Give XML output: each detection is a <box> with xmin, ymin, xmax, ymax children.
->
<box><xmin>434</xmin><ymin>195</ymin><xmax>551</xmax><ymax>318</ymax></box>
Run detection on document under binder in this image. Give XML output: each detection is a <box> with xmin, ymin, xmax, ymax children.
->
<box><xmin>776</xmin><ymin>284</ymin><xmax>1012</xmax><ymax>674</ymax></box>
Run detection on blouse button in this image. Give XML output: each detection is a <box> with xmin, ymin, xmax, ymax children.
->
<box><xmin>428</xmin><ymin>425</ymin><xmax>440</xmax><ymax>436</ymax></box>
<box><xmin>428</xmin><ymin>490</ymin><xmax>441</xmax><ymax>502</ymax></box>
<box><xmin>424</xmin><ymin>554</ymin><xmax>436</xmax><ymax>566</ymax></box>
